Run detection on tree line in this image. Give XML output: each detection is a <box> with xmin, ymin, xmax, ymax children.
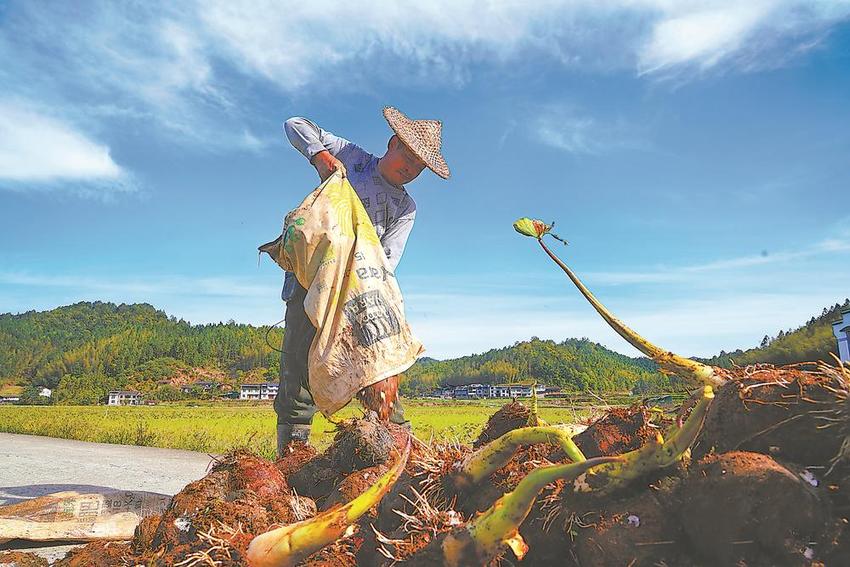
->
<box><xmin>0</xmin><ymin>302</ymin><xmax>282</xmax><ymax>404</ymax></box>
<box><xmin>2</xmin><ymin>298</ymin><xmax>844</xmax><ymax>405</ymax></box>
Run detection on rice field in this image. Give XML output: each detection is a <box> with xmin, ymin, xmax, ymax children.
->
<box><xmin>0</xmin><ymin>399</ymin><xmax>601</xmax><ymax>460</ymax></box>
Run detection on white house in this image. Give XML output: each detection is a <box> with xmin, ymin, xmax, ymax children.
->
<box><xmin>38</xmin><ymin>387</ymin><xmax>52</xmax><ymax>398</ymax></box>
<box><xmin>489</xmin><ymin>383</ymin><xmax>545</xmax><ymax>398</ymax></box>
<box><xmin>107</xmin><ymin>390</ymin><xmax>142</xmax><ymax>406</ymax></box>
<box><xmin>833</xmin><ymin>307</ymin><xmax>850</xmax><ymax>363</ymax></box>
<box><xmin>240</xmin><ymin>382</ymin><xmax>279</xmax><ymax>400</ymax></box>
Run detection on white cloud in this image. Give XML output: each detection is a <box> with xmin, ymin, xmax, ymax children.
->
<box><xmin>3</xmin><ymin>1</ymin><xmax>848</xmax><ymax>156</ymax></box>
<box><xmin>638</xmin><ymin>3</ymin><xmax>772</xmax><ymax>74</ymax></box>
<box><xmin>531</xmin><ymin>103</ymin><xmax>650</xmax><ymax>155</ymax></box>
<box><xmin>588</xmin><ymin>233</ymin><xmax>850</xmax><ymax>285</ymax></box>
<box><xmin>639</xmin><ymin>1</ymin><xmax>850</xmax><ymax>75</ymax></box>
<box><xmin>0</xmin><ymin>271</ymin><xmax>278</xmax><ymax>299</ymax></box>
<box><xmin>0</xmin><ymin>101</ymin><xmax>122</xmax><ymax>182</ymax></box>
<box><xmin>404</xmin><ymin>286</ymin><xmax>846</xmax><ymax>359</ymax></box>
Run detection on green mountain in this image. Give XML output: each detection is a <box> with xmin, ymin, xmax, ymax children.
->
<box><xmin>3</xmin><ymin>298</ymin><xmax>845</xmax><ymax>405</ymax></box>
<box><xmin>0</xmin><ymin>302</ymin><xmax>282</xmax><ymax>404</ymax></box>
<box><xmin>400</xmin><ymin>337</ymin><xmax>674</xmax><ymax>396</ymax></box>
<box><xmin>703</xmin><ymin>299</ymin><xmax>848</xmax><ymax>368</ymax></box>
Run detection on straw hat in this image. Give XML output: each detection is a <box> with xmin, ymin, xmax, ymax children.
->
<box><xmin>383</xmin><ymin>107</ymin><xmax>450</xmax><ymax>179</ymax></box>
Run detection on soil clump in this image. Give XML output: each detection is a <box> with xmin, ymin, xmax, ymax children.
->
<box><xmin>473</xmin><ymin>400</ymin><xmax>530</xmax><ymax>448</ymax></box>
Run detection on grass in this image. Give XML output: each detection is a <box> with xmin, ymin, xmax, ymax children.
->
<box><xmin>0</xmin><ymin>399</ymin><xmax>603</xmax><ymax>460</ymax></box>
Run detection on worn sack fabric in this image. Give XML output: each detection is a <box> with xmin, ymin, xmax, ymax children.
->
<box><xmin>260</xmin><ymin>171</ymin><xmax>424</xmax><ymax>416</ymax></box>
<box><xmin>0</xmin><ymin>490</ymin><xmax>170</xmax><ymax>543</ymax></box>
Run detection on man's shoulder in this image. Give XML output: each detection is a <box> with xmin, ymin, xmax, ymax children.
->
<box><xmin>338</xmin><ymin>142</ymin><xmax>376</xmax><ymax>173</ymax></box>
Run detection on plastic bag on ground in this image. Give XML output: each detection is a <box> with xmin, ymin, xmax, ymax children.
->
<box><xmin>0</xmin><ymin>489</ymin><xmax>170</xmax><ymax>543</ymax></box>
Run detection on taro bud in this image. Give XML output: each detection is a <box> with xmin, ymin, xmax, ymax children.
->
<box><xmin>513</xmin><ymin>218</ymin><xmax>551</xmax><ymax>239</ymax></box>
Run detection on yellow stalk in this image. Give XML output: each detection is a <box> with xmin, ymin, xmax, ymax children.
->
<box><xmin>527</xmin><ymin>382</ymin><xmax>545</xmax><ymax>426</ymax></box>
<box><xmin>453</xmin><ymin>425</ymin><xmax>587</xmax><ymax>490</ymax></box>
<box><xmin>247</xmin><ymin>439</ymin><xmax>410</xmax><ymax>567</ymax></box>
<box><xmin>442</xmin><ymin>456</ymin><xmax>621</xmax><ymax>566</ymax></box>
<box><xmin>536</xmin><ymin>238</ymin><xmax>724</xmax><ymax>389</ymax></box>
<box><xmin>573</xmin><ymin>386</ymin><xmax>714</xmax><ymax>496</ymax></box>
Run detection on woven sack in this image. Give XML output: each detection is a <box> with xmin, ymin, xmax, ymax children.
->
<box><xmin>260</xmin><ymin>171</ymin><xmax>424</xmax><ymax>415</ymax></box>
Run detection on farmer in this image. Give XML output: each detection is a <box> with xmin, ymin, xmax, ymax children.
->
<box><xmin>276</xmin><ymin>107</ymin><xmax>450</xmax><ymax>452</ymax></box>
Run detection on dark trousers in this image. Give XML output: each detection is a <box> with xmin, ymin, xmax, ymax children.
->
<box><xmin>274</xmin><ymin>282</ymin><xmax>409</xmax><ymax>427</ymax></box>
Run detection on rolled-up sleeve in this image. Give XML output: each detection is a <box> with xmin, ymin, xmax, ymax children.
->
<box><xmin>381</xmin><ymin>202</ymin><xmax>416</xmax><ymax>272</ymax></box>
<box><xmin>283</xmin><ymin>117</ymin><xmax>350</xmax><ymax>160</ymax></box>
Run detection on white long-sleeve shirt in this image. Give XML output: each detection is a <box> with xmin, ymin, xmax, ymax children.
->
<box><xmin>281</xmin><ymin>117</ymin><xmax>417</xmax><ymax>300</ymax></box>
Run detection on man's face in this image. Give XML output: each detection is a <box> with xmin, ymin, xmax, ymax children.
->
<box><xmin>382</xmin><ymin>136</ymin><xmax>427</xmax><ymax>186</ymax></box>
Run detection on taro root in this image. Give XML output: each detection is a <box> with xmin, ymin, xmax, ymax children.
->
<box><xmin>573</xmin><ymin>488</ymin><xmax>693</xmax><ymax>567</ymax></box>
<box><xmin>288</xmin><ymin>415</ymin><xmax>407</xmax><ymax>508</ymax></box>
<box><xmin>275</xmin><ymin>440</ymin><xmax>318</xmax><ymax>477</ymax></box>
<box><xmin>573</xmin><ymin>405</ymin><xmax>655</xmax><ymax>458</ymax></box>
<box><xmin>473</xmin><ymin>400</ymin><xmax>531</xmax><ymax>448</ymax></box>
<box><xmin>401</xmin><ymin>457</ymin><xmax>620</xmax><ymax>566</ymax></box>
<box><xmin>693</xmin><ymin>362</ymin><xmax>850</xmax><ymax>468</ymax></box>
<box><xmin>148</xmin><ymin>450</ymin><xmax>310</xmax><ymax>557</ymax></box>
<box><xmin>330</xmin><ymin>414</ymin><xmax>396</xmax><ymax>473</ymax></box>
<box><xmin>247</xmin><ymin>439</ymin><xmax>410</xmax><ymax>567</ymax></box>
<box><xmin>679</xmin><ymin>451</ymin><xmax>837</xmax><ymax>565</ymax></box>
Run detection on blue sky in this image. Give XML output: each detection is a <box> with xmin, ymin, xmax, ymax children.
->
<box><xmin>1</xmin><ymin>1</ymin><xmax>849</xmax><ymax>359</ymax></box>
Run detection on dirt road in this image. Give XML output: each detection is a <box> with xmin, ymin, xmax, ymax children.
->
<box><xmin>0</xmin><ymin>432</ymin><xmax>215</xmax><ymax>561</ymax></box>
<box><xmin>0</xmin><ymin>432</ymin><xmax>214</xmax><ymax>504</ymax></box>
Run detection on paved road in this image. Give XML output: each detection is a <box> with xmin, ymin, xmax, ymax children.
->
<box><xmin>0</xmin><ymin>433</ymin><xmax>215</xmax><ymax>504</ymax></box>
<box><xmin>0</xmin><ymin>433</ymin><xmax>215</xmax><ymax>561</ymax></box>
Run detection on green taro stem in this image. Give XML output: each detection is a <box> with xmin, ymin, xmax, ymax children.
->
<box><xmin>246</xmin><ymin>438</ymin><xmax>411</xmax><ymax>567</ymax></box>
<box><xmin>443</xmin><ymin>456</ymin><xmax>621</xmax><ymax>565</ymax></box>
<box><xmin>455</xmin><ymin>425</ymin><xmax>588</xmax><ymax>489</ymax></box>
<box><xmin>536</xmin><ymin>238</ymin><xmax>724</xmax><ymax>389</ymax></box>
<box><xmin>573</xmin><ymin>385</ymin><xmax>715</xmax><ymax>496</ymax></box>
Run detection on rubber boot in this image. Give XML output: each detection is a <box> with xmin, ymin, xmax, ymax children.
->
<box><xmin>277</xmin><ymin>423</ymin><xmax>312</xmax><ymax>458</ymax></box>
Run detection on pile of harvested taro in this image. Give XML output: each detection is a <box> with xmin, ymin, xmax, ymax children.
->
<box><xmin>16</xmin><ymin>357</ymin><xmax>850</xmax><ymax>566</ymax></box>
<box><xmin>8</xmin><ymin>224</ymin><xmax>850</xmax><ymax>566</ymax></box>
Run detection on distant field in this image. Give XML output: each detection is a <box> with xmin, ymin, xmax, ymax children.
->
<box><xmin>0</xmin><ymin>399</ymin><xmax>603</xmax><ymax>459</ymax></box>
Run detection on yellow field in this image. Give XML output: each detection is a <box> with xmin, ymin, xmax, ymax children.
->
<box><xmin>0</xmin><ymin>399</ymin><xmax>597</xmax><ymax>459</ymax></box>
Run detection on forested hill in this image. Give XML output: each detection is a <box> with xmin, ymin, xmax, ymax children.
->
<box><xmin>703</xmin><ymin>299</ymin><xmax>848</xmax><ymax>368</ymax></box>
<box><xmin>2</xmin><ymin>299</ymin><xmax>845</xmax><ymax>404</ymax></box>
<box><xmin>400</xmin><ymin>337</ymin><xmax>673</xmax><ymax>396</ymax></box>
<box><xmin>0</xmin><ymin>302</ymin><xmax>675</xmax><ymax>403</ymax></box>
<box><xmin>0</xmin><ymin>302</ymin><xmax>282</xmax><ymax>403</ymax></box>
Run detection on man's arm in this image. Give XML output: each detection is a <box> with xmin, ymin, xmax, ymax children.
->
<box><xmin>381</xmin><ymin>209</ymin><xmax>416</xmax><ymax>272</ymax></box>
<box><xmin>283</xmin><ymin>117</ymin><xmax>350</xmax><ymax>181</ymax></box>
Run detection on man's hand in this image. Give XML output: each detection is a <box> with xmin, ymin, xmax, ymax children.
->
<box><xmin>311</xmin><ymin>150</ymin><xmax>347</xmax><ymax>181</ymax></box>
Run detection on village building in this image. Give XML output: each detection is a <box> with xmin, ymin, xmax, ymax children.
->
<box><xmin>107</xmin><ymin>390</ymin><xmax>142</xmax><ymax>406</ymax></box>
<box><xmin>833</xmin><ymin>307</ymin><xmax>850</xmax><ymax>363</ymax></box>
<box><xmin>431</xmin><ymin>383</ymin><xmax>546</xmax><ymax>399</ymax></box>
<box><xmin>239</xmin><ymin>382</ymin><xmax>279</xmax><ymax>400</ymax></box>
<box><xmin>180</xmin><ymin>381</ymin><xmax>220</xmax><ymax>394</ymax></box>
<box><xmin>38</xmin><ymin>387</ymin><xmax>52</xmax><ymax>398</ymax></box>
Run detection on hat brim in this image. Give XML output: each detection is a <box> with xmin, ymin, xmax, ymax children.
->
<box><xmin>383</xmin><ymin>107</ymin><xmax>450</xmax><ymax>179</ymax></box>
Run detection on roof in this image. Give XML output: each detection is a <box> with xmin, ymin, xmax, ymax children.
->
<box><xmin>241</xmin><ymin>382</ymin><xmax>278</xmax><ymax>387</ymax></box>
<box><xmin>108</xmin><ymin>390</ymin><xmax>141</xmax><ymax>396</ymax></box>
